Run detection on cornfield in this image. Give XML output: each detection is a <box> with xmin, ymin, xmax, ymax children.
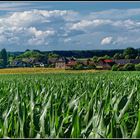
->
<box><xmin>0</xmin><ymin>71</ymin><xmax>140</xmax><ymax>138</ymax></box>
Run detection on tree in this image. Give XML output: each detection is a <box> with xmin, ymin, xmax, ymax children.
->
<box><xmin>113</xmin><ymin>53</ymin><xmax>120</xmax><ymax>59</ymax></box>
<box><xmin>48</xmin><ymin>53</ymin><xmax>59</xmax><ymax>58</ymax></box>
<box><xmin>103</xmin><ymin>55</ymin><xmax>110</xmax><ymax>59</ymax></box>
<box><xmin>119</xmin><ymin>54</ymin><xmax>125</xmax><ymax>59</ymax></box>
<box><xmin>125</xmin><ymin>55</ymin><xmax>130</xmax><ymax>59</ymax></box>
<box><xmin>1</xmin><ymin>48</ymin><xmax>7</xmax><ymax>67</ymax></box>
<box><xmin>92</xmin><ymin>56</ymin><xmax>98</xmax><ymax>62</ymax></box>
<box><xmin>97</xmin><ymin>55</ymin><xmax>111</xmax><ymax>62</ymax></box>
<box><xmin>112</xmin><ymin>64</ymin><xmax>118</xmax><ymax>71</ymax></box>
<box><xmin>135</xmin><ymin>64</ymin><xmax>140</xmax><ymax>71</ymax></box>
<box><xmin>113</xmin><ymin>53</ymin><xmax>124</xmax><ymax>59</ymax></box>
<box><xmin>73</xmin><ymin>62</ymin><xmax>84</xmax><ymax>70</ymax></box>
<box><xmin>123</xmin><ymin>47</ymin><xmax>137</xmax><ymax>59</ymax></box>
<box><xmin>25</xmin><ymin>49</ymin><xmax>30</xmax><ymax>52</ymax></box>
<box><xmin>123</xmin><ymin>63</ymin><xmax>135</xmax><ymax>71</ymax></box>
<box><xmin>135</xmin><ymin>56</ymin><xmax>140</xmax><ymax>59</ymax></box>
<box><xmin>87</xmin><ymin>64</ymin><xmax>96</xmax><ymax>69</ymax></box>
<box><xmin>118</xmin><ymin>67</ymin><xmax>125</xmax><ymax>71</ymax></box>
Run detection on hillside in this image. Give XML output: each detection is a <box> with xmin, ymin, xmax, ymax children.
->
<box><xmin>8</xmin><ymin>49</ymin><xmax>125</xmax><ymax>58</ymax></box>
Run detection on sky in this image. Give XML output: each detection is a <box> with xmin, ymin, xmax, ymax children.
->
<box><xmin>0</xmin><ymin>2</ymin><xmax>140</xmax><ymax>51</ymax></box>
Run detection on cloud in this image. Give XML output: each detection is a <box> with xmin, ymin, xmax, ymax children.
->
<box><xmin>0</xmin><ymin>2</ymin><xmax>32</xmax><ymax>11</ymax></box>
<box><xmin>0</xmin><ymin>9</ymin><xmax>77</xmax><ymax>27</ymax></box>
<box><xmin>70</xmin><ymin>19</ymin><xmax>112</xmax><ymax>30</ymax></box>
<box><xmin>101</xmin><ymin>36</ymin><xmax>113</xmax><ymax>45</ymax></box>
<box><xmin>69</xmin><ymin>18</ymin><xmax>140</xmax><ymax>32</ymax></box>
<box><xmin>0</xmin><ymin>9</ymin><xmax>78</xmax><ymax>50</ymax></box>
<box><xmin>88</xmin><ymin>8</ymin><xmax>140</xmax><ymax>20</ymax></box>
<box><xmin>28</xmin><ymin>27</ymin><xmax>55</xmax><ymax>38</ymax></box>
<box><xmin>0</xmin><ymin>7</ymin><xmax>140</xmax><ymax>51</ymax></box>
<box><xmin>64</xmin><ymin>38</ymin><xmax>71</xmax><ymax>43</ymax></box>
<box><xmin>28</xmin><ymin>38</ymin><xmax>45</xmax><ymax>46</ymax></box>
<box><xmin>112</xmin><ymin>37</ymin><xmax>128</xmax><ymax>45</ymax></box>
<box><xmin>27</xmin><ymin>27</ymin><xmax>55</xmax><ymax>46</ymax></box>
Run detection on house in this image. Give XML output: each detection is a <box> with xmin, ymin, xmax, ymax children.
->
<box><xmin>55</xmin><ymin>57</ymin><xmax>96</xmax><ymax>69</ymax></box>
<box><xmin>48</xmin><ymin>58</ymin><xmax>58</xmax><ymax>65</ymax></box>
<box><xmin>10</xmin><ymin>60</ymin><xmax>28</xmax><ymax>67</ymax></box>
<box><xmin>95</xmin><ymin>58</ymin><xmax>140</xmax><ymax>70</ymax></box>
<box><xmin>113</xmin><ymin>59</ymin><xmax>131</xmax><ymax>66</ymax></box>
<box><xmin>34</xmin><ymin>62</ymin><xmax>45</xmax><ymax>67</ymax></box>
<box><xmin>76</xmin><ymin>59</ymin><xmax>91</xmax><ymax>65</ymax></box>
<box><xmin>86</xmin><ymin>59</ymin><xmax>95</xmax><ymax>66</ymax></box>
<box><xmin>65</xmin><ymin>58</ymin><xmax>77</xmax><ymax>69</ymax></box>
<box><xmin>96</xmin><ymin>59</ymin><xmax>115</xmax><ymax>70</ymax></box>
<box><xmin>22</xmin><ymin>58</ymin><xmax>36</xmax><ymax>64</ymax></box>
<box><xmin>76</xmin><ymin>59</ymin><xmax>95</xmax><ymax>69</ymax></box>
<box><xmin>55</xmin><ymin>57</ymin><xmax>78</xmax><ymax>69</ymax></box>
<box><xmin>55</xmin><ymin>57</ymin><xmax>69</xmax><ymax>69</ymax></box>
<box><xmin>114</xmin><ymin>59</ymin><xmax>140</xmax><ymax>66</ymax></box>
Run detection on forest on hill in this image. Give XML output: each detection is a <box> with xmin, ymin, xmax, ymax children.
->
<box><xmin>9</xmin><ymin>49</ymin><xmax>125</xmax><ymax>58</ymax></box>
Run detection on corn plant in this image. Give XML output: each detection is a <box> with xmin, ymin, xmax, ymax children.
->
<box><xmin>0</xmin><ymin>72</ymin><xmax>140</xmax><ymax>138</ymax></box>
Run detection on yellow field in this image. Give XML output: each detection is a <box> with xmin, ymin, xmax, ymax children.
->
<box><xmin>0</xmin><ymin>67</ymin><xmax>106</xmax><ymax>74</ymax></box>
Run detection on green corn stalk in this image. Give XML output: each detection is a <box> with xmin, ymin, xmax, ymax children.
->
<box><xmin>29</xmin><ymin>88</ymin><xmax>35</xmax><ymax>138</ymax></box>
<box><xmin>71</xmin><ymin>105</ymin><xmax>80</xmax><ymax>138</ymax></box>
<box><xmin>132</xmin><ymin>108</ymin><xmax>140</xmax><ymax>138</ymax></box>
<box><xmin>3</xmin><ymin>105</ymin><xmax>13</xmax><ymax>137</ymax></box>
<box><xmin>39</xmin><ymin>93</ymin><xmax>52</xmax><ymax>137</ymax></box>
<box><xmin>118</xmin><ymin>86</ymin><xmax>136</xmax><ymax>121</ymax></box>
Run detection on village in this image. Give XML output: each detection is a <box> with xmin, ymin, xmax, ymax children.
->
<box><xmin>48</xmin><ymin>57</ymin><xmax>140</xmax><ymax>70</ymax></box>
<box><xmin>0</xmin><ymin>47</ymin><xmax>140</xmax><ymax>71</ymax></box>
<box><xmin>8</xmin><ymin>56</ymin><xmax>140</xmax><ymax>71</ymax></box>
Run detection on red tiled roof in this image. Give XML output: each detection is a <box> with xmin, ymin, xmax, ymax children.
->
<box><xmin>66</xmin><ymin>61</ymin><xmax>77</xmax><ymax>66</ymax></box>
<box><xmin>103</xmin><ymin>59</ymin><xmax>113</xmax><ymax>63</ymax></box>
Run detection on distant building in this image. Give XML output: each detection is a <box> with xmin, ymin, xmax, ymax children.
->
<box><xmin>65</xmin><ymin>58</ymin><xmax>77</xmax><ymax>69</ymax></box>
<box><xmin>55</xmin><ymin>57</ymin><xmax>69</xmax><ymax>69</ymax></box>
<box><xmin>114</xmin><ymin>59</ymin><xmax>140</xmax><ymax>65</ymax></box>
<box><xmin>96</xmin><ymin>59</ymin><xmax>140</xmax><ymax>70</ymax></box>
<box><xmin>34</xmin><ymin>62</ymin><xmax>45</xmax><ymax>67</ymax></box>
<box><xmin>48</xmin><ymin>58</ymin><xmax>58</xmax><ymax>65</ymax></box>
<box><xmin>96</xmin><ymin>59</ymin><xmax>115</xmax><ymax>70</ymax></box>
<box><xmin>55</xmin><ymin>57</ymin><xmax>96</xmax><ymax>69</ymax></box>
<box><xmin>22</xmin><ymin>58</ymin><xmax>36</xmax><ymax>64</ymax></box>
<box><xmin>11</xmin><ymin>60</ymin><xmax>28</xmax><ymax>67</ymax></box>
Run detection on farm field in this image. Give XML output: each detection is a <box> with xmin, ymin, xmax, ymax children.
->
<box><xmin>0</xmin><ymin>71</ymin><xmax>140</xmax><ymax>138</ymax></box>
<box><xmin>0</xmin><ymin>67</ymin><xmax>102</xmax><ymax>74</ymax></box>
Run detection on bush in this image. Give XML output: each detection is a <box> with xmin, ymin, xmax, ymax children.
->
<box><xmin>73</xmin><ymin>63</ymin><xmax>84</xmax><ymax>70</ymax></box>
<box><xmin>118</xmin><ymin>67</ymin><xmax>125</xmax><ymax>71</ymax></box>
<box><xmin>123</xmin><ymin>63</ymin><xmax>135</xmax><ymax>71</ymax></box>
<box><xmin>87</xmin><ymin>64</ymin><xmax>96</xmax><ymax>69</ymax></box>
<box><xmin>48</xmin><ymin>64</ymin><xmax>55</xmax><ymax>68</ymax></box>
<box><xmin>135</xmin><ymin>64</ymin><xmax>140</xmax><ymax>71</ymax></box>
<box><xmin>112</xmin><ymin>64</ymin><xmax>118</xmax><ymax>71</ymax></box>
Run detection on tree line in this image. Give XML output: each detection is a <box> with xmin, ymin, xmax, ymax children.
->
<box><xmin>92</xmin><ymin>47</ymin><xmax>140</xmax><ymax>62</ymax></box>
<box><xmin>0</xmin><ymin>47</ymin><xmax>140</xmax><ymax>68</ymax></box>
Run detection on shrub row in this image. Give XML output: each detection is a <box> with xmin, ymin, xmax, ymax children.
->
<box><xmin>112</xmin><ymin>63</ymin><xmax>140</xmax><ymax>71</ymax></box>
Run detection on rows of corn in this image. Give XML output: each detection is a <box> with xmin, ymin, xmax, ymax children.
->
<box><xmin>0</xmin><ymin>71</ymin><xmax>140</xmax><ymax>138</ymax></box>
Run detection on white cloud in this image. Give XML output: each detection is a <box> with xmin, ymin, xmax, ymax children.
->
<box><xmin>28</xmin><ymin>37</ymin><xmax>45</xmax><ymax>46</ymax></box>
<box><xmin>88</xmin><ymin>9</ymin><xmax>140</xmax><ymax>20</ymax></box>
<box><xmin>0</xmin><ymin>8</ymin><xmax>140</xmax><ymax>51</ymax></box>
<box><xmin>112</xmin><ymin>37</ymin><xmax>128</xmax><ymax>45</ymax></box>
<box><xmin>1</xmin><ymin>9</ymin><xmax>78</xmax><ymax>27</ymax></box>
<box><xmin>0</xmin><ymin>2</ymin><xmax>32</xmax><ymax>11</ymax></box>
<box><xmin>0</xmin><ymin>35</ymin><xmax>7</xmax><ymax>43</ymax></box>
<box><xmin>70</xmin><ymin>19</ymin><xmax>112</xmax><ymax>30</ymax></box>
<box><xmin>28</xmin><ymin>27</ymin><xmax>55</xmax><ymax>38</ymax></box>
<box><xmin>101</xmin><ymin>36</ymin><xmax>113</xmax><ymax>45</ymax></box>
<box><xmin>69</xmin><ymin>18</ymin><xmax>140</xmax><ymax>32</ymax></box>
<box><xmin>0</xmin><ymin>9</ymin><xmax>77</xmax><ymax>50</ymax></box>
<box><xmin>64</xmin><ymin>38</ymin><xmax>71</xmax><ymax>43</ymax></box>
<box><xmin>112</xmin><ymin>19</ymin><xmax>140</xmax><ymax>30</ymax></box>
